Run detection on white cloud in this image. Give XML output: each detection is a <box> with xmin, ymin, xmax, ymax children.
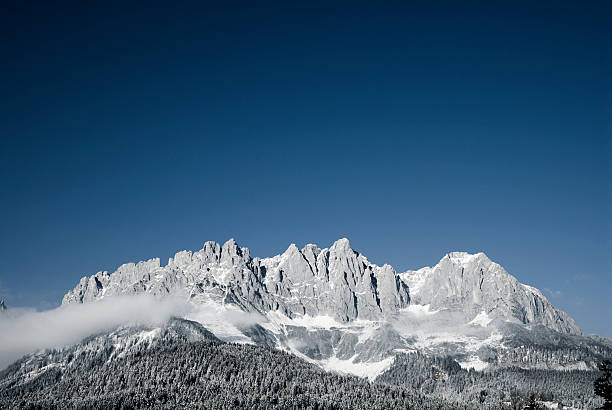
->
<box><xmin>0</xmin><ymin>295</ymin><xmax>190</xmax><ymax>369</ymax></box>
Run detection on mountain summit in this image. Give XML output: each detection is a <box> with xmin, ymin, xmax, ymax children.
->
<box><xmin>400</xmin><ymin>251</ymin><xmax>580</xmax><ymax>334</ymax></box>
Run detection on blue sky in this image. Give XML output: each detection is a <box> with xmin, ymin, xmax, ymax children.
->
<box><xmin>1</xmin><ymin>2</ymin><xmax>610</xmax><ymax>336</ymax></box>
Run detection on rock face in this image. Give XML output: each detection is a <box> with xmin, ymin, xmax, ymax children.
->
<box><xmin>62</xmin><ymin>239</ymin><xmax>579</xmax><ymax>335</ymax></box>
<box><xmin>399</xmin><ymin>252</ymin><xmax>581</xmax><ymax>335</ymax></box>
<box><xmin>0</xmin><ymin>301</ymin><xmax>6</xmax><ymax>311</ymax></box>
<box><xmin>62</xmin><ymin>238</ymin><xmax>410</xmax><ymax>322</ymax></box>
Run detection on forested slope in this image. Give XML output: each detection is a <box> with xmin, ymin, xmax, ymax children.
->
<box><xmin>1</xmin><ymin>335</ymin><xmax>480</xmax><ymax>409</ymax></box>
<box><xmin>377</xmin><ymin>352</ymin><xmax>603</xmax><ymax>408</ymax></box>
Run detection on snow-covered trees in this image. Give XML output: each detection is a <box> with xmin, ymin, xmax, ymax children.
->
<box><xmin>0</xmin><ymin>338</ymin><xmax>471</xmax><ymax>409</ymax></box>
<box><xmin>376</xmin><ymin>352</ymin><xmax>604</xmax><ymax>408</ymax></box>
<box><xmin>595</xmin><ymin>359</ymin><xmax>612</xmax><ymax>409</ymax></box>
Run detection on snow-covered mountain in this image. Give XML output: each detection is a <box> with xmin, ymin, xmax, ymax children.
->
<box><xmin>63</xmin><ymin>238</ymin><xmax>410</xmax><ymax>323</ymax></box>
<box><xmin>400</xmin><ymin>251</ymin><xmax>580</xmax><ymax>334</ymax></box>
<box><xmin>63</xmin><ymin>238</ymin><xmax>576</xmax><ymax>333</ymax></box>
<box><xmin>57</xmin><ymin>238</ymin><xmax>600</xmax><ymax>379</ymax></box>
<box><xmin>0</xmin><ymin>318</ymin><xmax>218</xmax><ymax>393</ymax></box>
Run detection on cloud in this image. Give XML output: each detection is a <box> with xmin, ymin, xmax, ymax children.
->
<box><xmin>0</xmin><ymin>295</ymin><xmax>190</xmax><ymax>369</ymax></box>
<box><xmin>218</xmin><ymin>308</ymin><xmax>266</xmax><ymax>327</ymax></box>
<box><xmin>184</xmin><ymin>300</ymin><xmax>267</xmax><ymax>343</ymax></box>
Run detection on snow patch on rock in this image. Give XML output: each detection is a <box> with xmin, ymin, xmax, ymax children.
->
<box><xmin>321</xmin><ymin>355</ymin><xmax>395</xmax><ymax>381</ymax></box>
<box><xmin>469</xmin><ymin>311</ymin><xmax>493</xmax><ymax>327</ymax></box>
<box><xmin>404</xmin><ymin>304</ymin><xmax>439</xmax><ymax>316</ymax></box>
<box><xmin>458</xmin><ymin>355</ymin><xmax>489</xmax><ymax>371</ymax></box>
<box><xmin>266</xmin><ymin>311</ymin><xmax>345</xmax><ymax>330</ymax></box>
<box><xmin>186</xmin><ymin>301</ymin><xmax>255</xmax><ymax>344</ymax></box>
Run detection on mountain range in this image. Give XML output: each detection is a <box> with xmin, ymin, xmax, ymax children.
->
<box><xmin>1</xmin><ymin>238</ymin><xmax>610</xmax><ymax>408</ymax></box>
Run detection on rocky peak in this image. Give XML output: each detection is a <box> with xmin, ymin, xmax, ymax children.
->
<box><xmin>330</xmin><ymin>237</ymin><xmax>352</xmax><ymax>253</ymax></box>
<box><xmin>302</xmin><ymin>243</ymin><xmax>321</xmax><ymax>254</ymax></box>
<box><xmin>0</xmin><ymin>300</ymin><xmax>6</xmax><ymax>311</ymax></box>
<box><xmin>221</xmin><ymin>238</ymin><xmax>248</xmax><ymax>265</ymax></box>
<box><xmin>221</xmin><ymin>238</ymin><xmax>240</xmax><ymax>253</ymax></box>
<box><xmin>199</xmin><ymin>241</ymin><xmax>222</xmax><ymax>263</ymax></box>
<box><xmin>285</xmin><ymin>243</ymin><xmax>300</xmax><ymax>254</ymax></box>
<box><xmin>405</xmin><ymin>251</ymin><xmax>581</xmax><ymax>335</ymax></box>
<box><xmin>442</xmin><ymin>251</ymin><xmax>489</xmax><ymax>266</ymax></box>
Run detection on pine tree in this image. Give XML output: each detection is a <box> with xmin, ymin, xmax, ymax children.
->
<box><xmin>524</xmin><ymin>393</ymin><xmax>544</xmax><ymax>410</ymax></box>
<box><xmin>595</xmin><ymin>359</ymin><xmax>612</xmax><ymax>410</ymax></box>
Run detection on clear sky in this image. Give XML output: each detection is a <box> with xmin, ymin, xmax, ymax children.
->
<box><xmin>1</xmin><ymin>2</ymin><xmax>610</xmax><ymax>337</ymax></box>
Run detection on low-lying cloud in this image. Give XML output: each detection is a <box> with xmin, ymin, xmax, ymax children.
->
<box><xmin>0</xmin><ymin>295</ymin><xmax>191</xmax><ymax>369</ymax></box>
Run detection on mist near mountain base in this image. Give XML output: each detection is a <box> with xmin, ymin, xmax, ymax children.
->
<box><xmin>0</xmin><ymin>295</ymin><xmax>191</xmax><ymax>369</ymax></box>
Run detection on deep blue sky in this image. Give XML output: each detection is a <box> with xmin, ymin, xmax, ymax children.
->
<box><xmin>1</xmin><ymin>2</ymin><xmax>610</xmax><ymax>336</ymax></box>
